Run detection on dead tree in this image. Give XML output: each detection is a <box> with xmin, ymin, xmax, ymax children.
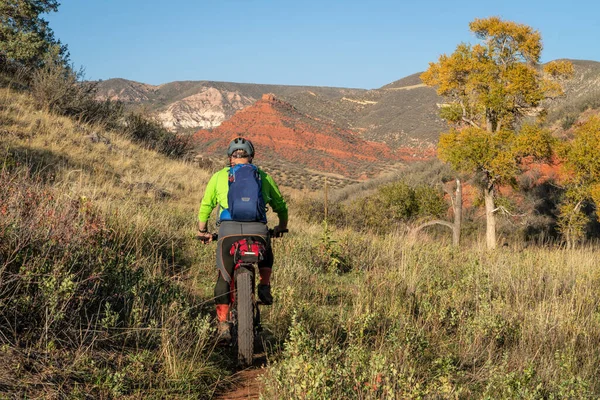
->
<box><xmin>410</xmin><ymin>178</ymin><xmax>462</xmax><ymax>246</ymax></box>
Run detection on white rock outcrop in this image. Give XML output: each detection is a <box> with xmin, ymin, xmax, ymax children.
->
<box><xmin>158</xmin><ymin>87</ymin><xmax>255</xmax><ymax>131</ymax></box>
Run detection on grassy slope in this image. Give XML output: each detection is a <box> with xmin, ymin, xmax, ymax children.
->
<box><xmin>0</xmin><ymin>87</ymin><xmax>225</xmax><ymax>398</ymax></box>
<box><xmin>2</xmin><ymin>87</ymin><xmax>600</xmax><ymax>398</ymax></box>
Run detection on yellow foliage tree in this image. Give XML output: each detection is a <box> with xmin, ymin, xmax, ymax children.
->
<box><xmin>421</xmin><ymin>16</ymin><xmax>572</xmax><ymax>249</ymax></box>
<box><xmin>558</xmin><ymin>116</ymin><xmax>600</xmax><ymax>247</ymax></box>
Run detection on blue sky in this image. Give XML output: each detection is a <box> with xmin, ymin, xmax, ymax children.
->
<box><xmin>47</xmin><ymin>0</ymin><xmax>600</xmax><ymax>89</ymax></box>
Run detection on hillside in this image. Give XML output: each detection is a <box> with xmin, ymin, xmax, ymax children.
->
<box><xmin>97</xmin><ymin>59</ymin><xmax>600</xmax><ymax>149</ymax></box>
<box><xmin>192</xmin><ymin>94</ymin><xmax>435</xmax><ymax>189</ymax></box>
<box><xmin>0</xmin><ymin>86</ymin><xmax>226</xmax><ymax>397</ymax></box>
<box><xmin>4</xmin><ymin>78</ymin><xmax>600</xmax><ymax>398</ymax></box>
<box><xmin>97</xmin><ymin>79</ymin><xmax>366</xmax><ymax>132</ymax></box>
<box><xmin>96</xmin><ymin>76</ymin><xmax>446</xmax><ymax>146</ymax></box>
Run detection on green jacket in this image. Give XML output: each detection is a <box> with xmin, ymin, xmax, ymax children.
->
<box><xmin>198</xmin><ymin>166</ymin><xmax>288</xmax><ymax>223</ymax></box>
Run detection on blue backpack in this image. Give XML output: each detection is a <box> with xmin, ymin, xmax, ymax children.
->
<box><xmin>225</xmin><ymin>164</ymin><xmax>267</xmax><ymax>222</ymax></box>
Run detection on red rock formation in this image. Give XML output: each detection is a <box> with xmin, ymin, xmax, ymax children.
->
<box><xmin>193</xmin><ymin>94</ymin><xmax>433</xmax><ymax>178</ymax></box>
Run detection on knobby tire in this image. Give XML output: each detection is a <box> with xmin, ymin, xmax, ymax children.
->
<box><xmin>236</xmin><ymin>270</ymin><xmax>254</xmax><ymax>366</ymax></box>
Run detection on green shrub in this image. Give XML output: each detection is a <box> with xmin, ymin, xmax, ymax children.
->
<box><xmin>124</xmin><ymin>112</ymin><xmax>193</xmax><ymax>158</ymax></box>
<box><xmin>414</xmin><ymin>184</ymin><xmax>448</xmax><ymax>217</ymax></box>
<box><xmin>562</xmin><ymin>114</ymin><xmax>577</xmax><ymax>130</ymax></box>
<box><xmin>303</xmin><ymin>180</ymin><xmax>448</xmax><ymax>234</ymax></box>
<box><xmin>30</xmin><ymin>56</ymin><xmax>124</xmax><ymax>128</ymax></box>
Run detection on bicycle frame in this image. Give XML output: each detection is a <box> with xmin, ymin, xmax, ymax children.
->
<box><xmin>200</xmin><ymin>228</ymin><xmax>286</xmax><ymax>366</ymax></box>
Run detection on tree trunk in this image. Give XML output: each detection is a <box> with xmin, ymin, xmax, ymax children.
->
<box><xmin>411</xmin><ymin>177</ymin><xmax>463</xmax><ymax>247</ymax></box>
<box><xmin>486</xmin><ymin>111</ymin><xmax>494</xmax><ymax>132</ymax></box>
<box><xmin>484</xmin><ymin>184</ymin><xmax>496</xmax><ymax>249</ymax></box>
<box><xmin>452</xmin><ymin>178</ymin><xmax>462</xmax><ymax>247</ymax></box>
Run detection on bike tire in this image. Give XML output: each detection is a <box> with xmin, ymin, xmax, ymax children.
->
<box><xmin>236</xmin><ymin>270</ymin><xmax>254</xmax><ymax>366</ymax></box>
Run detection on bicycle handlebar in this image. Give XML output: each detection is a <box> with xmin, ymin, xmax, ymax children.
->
<box><xmin>269</xmin><ymin>228</ymin><xmax>289</xmax><ymax>238</ymax></box>
<box><xmin>196</xmin><ymin>228</ymin><xmax>288</xmax><ymax>243</ymax></box>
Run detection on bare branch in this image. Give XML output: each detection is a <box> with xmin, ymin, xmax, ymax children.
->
<box><xmin>462</xmin><ymin>117</ymin><xmax>480</xmax><ymax>128</ymax></box>
<box><xmin>411</xmin><ymin>219</ymin><xmax>455</xmax><ymax>234</ymax></box>
<box><xmin>492</xmin><ymin>205</ymin><xmax>527</xmax><ymax>217</ymax></box>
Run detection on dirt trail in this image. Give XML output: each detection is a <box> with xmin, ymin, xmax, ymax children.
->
<box><xmin>215</xmin><ymin>369</ymin><xmax>265</xmax><ymax>399</ymax></box>
<box><xmin>214</xmin><ymin>319</ymin><xmax>278</xmax><ymax>398</ymax></box>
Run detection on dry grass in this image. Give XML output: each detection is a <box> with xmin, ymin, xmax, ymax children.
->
<box><xmin>2</xmin><ymin>85</ymin><xmax>600</xmax><ymax>398</ymax></box>
<box><xmin>261</xmin><ymin>229</ymin><xmax>600</xmax><ymax>398</ymax></box>
<box><xmin>0</xmin><ymin>87</ymin><xmax>225</xmax><ymax>398</ymax></box>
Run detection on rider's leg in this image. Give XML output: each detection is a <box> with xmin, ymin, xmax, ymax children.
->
<box><xmin>216</xmin><ymin>303</ymin><xmax>229</xmax><ymax>322</ymax></box>
<box><xmin>214</xmin><ymin>224</ymin><xmax>240</xmax><ymax>341</ymax></box>
<box><xmin>214</xmin><ymin>272</ymin><xmax>230</xmax><ymax>315</ymax></box>
<box><xmin>259</xmin><ymin>268</ymin><xmax>271</xmax><ymax>285</ymax></box>
<box><xmin>257</xmin><ymin>246</ymin><xmax>274</xmax><ymax>305</ymax></box>
<box><xmin>214</xmin><ymin>272</ymin><xmax>232</xmax><ymax>341</ymax></box>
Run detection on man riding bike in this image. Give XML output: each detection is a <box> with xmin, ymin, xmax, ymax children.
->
<box><xmin>197</xmin><ymin>137</ymin><xmax>288</xmax><ymax>341</ymax></box>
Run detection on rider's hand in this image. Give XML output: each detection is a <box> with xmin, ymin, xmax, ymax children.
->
<box><xmin>273</xmin><ymin>225</ymin><xmax>287</xmax><ymax>238</ymax></box>
<box><xmin>197</xmin><ymin>231</ymin><xmax>213</xmax><ymax>243</ymax></box>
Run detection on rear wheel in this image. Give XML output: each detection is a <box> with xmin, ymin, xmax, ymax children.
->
<box><xmin>236</xmin><ymin>270</ymin><xmax>254</xmax><ymax>366</ymax></box>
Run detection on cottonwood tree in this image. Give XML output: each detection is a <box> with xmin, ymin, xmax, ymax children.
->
<box><xmin>421</xmin><ymin>16</ymin><xmax>572</xmax><ymax>249</ymax></box>
<box><xmin>0</xmin><ymin>0</ymin><xmax>68</xmax><ymax>68</ymax></box>
<box><xmin>558</xmin><ymin>116</ymin><xmax>600</xmax><ymax>247</ymax></box>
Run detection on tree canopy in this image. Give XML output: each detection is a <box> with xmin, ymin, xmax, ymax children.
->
<box><xmin>421</xmin><ymin>17</ymin><xmax>572</xmax><ymax>249</ymax></box>
<box><xmin>0</xmin><ymin>0</ymin><xmax>68</xmax><ymax>68</ymax></box>
<box><xmin>560</xmin><ymin>117</ymin><xmax>600</xmax><ymax>208</ymax></box>
<box><xmin>421</xmin><ymin>17</ymin><xmax>572</xmax><ymax>134</ymax></box>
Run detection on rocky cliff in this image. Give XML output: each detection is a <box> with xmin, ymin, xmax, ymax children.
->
<box><xmin>96</xmin><ymin>59</ymin><xmax>600</xmax><ymax>148</ymax></box>
<box><xmin>157</xmin><ymin>87</ymin><xmax>255</xmax><ymax>131</ymax></box>
<box><xmin>192</xmin><ymin>94</ymin><xmax>434</xmax><ymax>188</ymax></box>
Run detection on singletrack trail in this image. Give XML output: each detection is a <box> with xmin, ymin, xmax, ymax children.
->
<box><xmin>214</xmin><ymin>342</ymin><xmax>273</xmax><ymax>399</ymax></box>
<box><xmin>215</xmin><ymin>368</ymin><xmax>264</xmax><ymax>399</ymax></box>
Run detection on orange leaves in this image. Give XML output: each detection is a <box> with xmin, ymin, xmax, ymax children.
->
<box><xmin>514</xmin><ymin>124</ymin><xmax>555</xmax><ymax>160</ymax></box>
<box><xmin>423</xmin><ymin>16</ymin><xmax>572</xmax><ymax>193</ymax></box>
<box><xmin>542</xmin><ymin>60</ymin><xmax>575</xmax><ymax>99</ymax></box>
<box><xmin>420</xmin><ymin>43</ymin><xmax>475</xmax><ymax>98</ymax></box>
<box><xmin>544</xmin><ymin>60</ymin><xmax>575</xmax><ymax>79</ymax></box>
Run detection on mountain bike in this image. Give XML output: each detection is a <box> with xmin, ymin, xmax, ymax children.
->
<box><xmin>205</xmin><ymin>228</ymin><xmax>287</xmax><ymax>366</ymax></box>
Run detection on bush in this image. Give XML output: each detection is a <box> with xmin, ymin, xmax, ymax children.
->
<box><xmin>562</xmin><ymin>114</ymin><xmax>577</xmax><ymax>130</ymax></box>
<box><xmin>124</xmin><ymin>112</ymin><xmax>193</xmax><ymax>158</ymax></box>
<box><xmin>30</xmin><ymin>56</ymin><xmax>124</xmax><ymax>129</ymax></box>
<box><xmin>300</xmin><ymin>181</ymin><xmax>448</xmax><ymax>234</ymax></box>
<box><xmin>0</xmin><ymin>167</ymin><xmax>219</xmax><ymax>396</ymax></box>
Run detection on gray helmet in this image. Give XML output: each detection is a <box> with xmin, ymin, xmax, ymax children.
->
<box><xmin>227</xmin><ymin>137</ymin><xmax>255</xmax><ymax>157</ymax></box>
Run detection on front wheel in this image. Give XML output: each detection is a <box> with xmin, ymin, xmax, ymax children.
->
<box><xmin>236</xmin><ymin>270</ymin><xmax>254</xmax><ymax>366</ymax></box>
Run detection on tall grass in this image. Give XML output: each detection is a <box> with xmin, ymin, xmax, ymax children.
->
<box><xmin>261</xmin><ymin>227</ymin><xmax>600</xmax><ymax>398</ymax></box>
<box><xmin>3</xmin><ymin>84</ymin><xmax>600</xmax><ymax>398</ymax></box>
<box><xmin>0</xmin><ymin>87</ymin><xmax>225</xmax><ymax>398</ymax></box>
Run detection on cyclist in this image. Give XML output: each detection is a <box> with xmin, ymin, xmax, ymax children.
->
<box><xmin>197</xmin><ymin>137</ymin><xmax>288</xmax><ymax>340</ymax></box>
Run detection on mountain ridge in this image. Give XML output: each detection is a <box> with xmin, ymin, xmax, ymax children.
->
<box><xmin>96</xmin><ymin>59</ymin><xmax>600</xmax><ymax>147</ymax></box>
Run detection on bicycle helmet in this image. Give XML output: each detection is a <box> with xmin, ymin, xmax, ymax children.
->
<box><xmin>227</xmin><ymin>137</ymin><xmax>255</xmax><ymax>157</ymax></box>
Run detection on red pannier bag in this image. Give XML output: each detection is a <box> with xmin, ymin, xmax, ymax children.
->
<box><xmin>230</xmin><ymin>238</ymin><xmax>266</xmax><ymax>264</ymax></box>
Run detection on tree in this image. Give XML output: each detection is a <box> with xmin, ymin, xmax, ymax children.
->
<box><xmin>421</xmin><ymin>17</ymin><xmax>573</xmax><ymax>249</ymax></box>
<box><xmin>558</xmin><ymin>116</ymin><xmax>600</xmax><ymax>247</ymax></box>
<box><xmin>410</xmin><ymin>177</ymin><xmax>463</xmax><ymax>247</ymax></box>
<box><xmin>0</xmin><ymin>0</ymin><xmax>68</xmax><ymax>69</ymax></box>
